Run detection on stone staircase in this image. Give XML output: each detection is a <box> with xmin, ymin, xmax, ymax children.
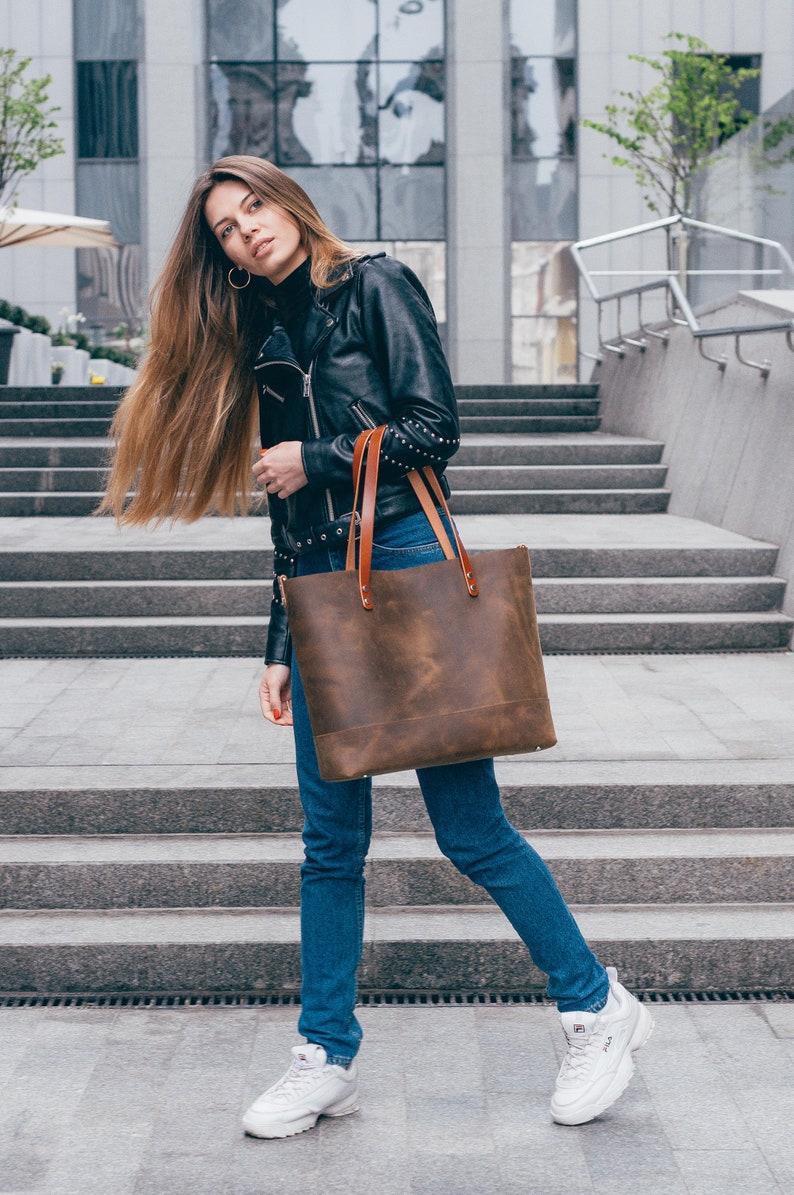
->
<box><xmin>0</xmin><ymin>381</ymin><xmax>792</xmax><ymax>997</ymax></box>
<box><xmin>0</xmin><ymin>768</ymin><xmax>791</xmax><ymax>995</ymax></box>
<box><xmin>0</xmin><ymin>384</ymin><xmax>791</xmax><ymax>655</ymax></box>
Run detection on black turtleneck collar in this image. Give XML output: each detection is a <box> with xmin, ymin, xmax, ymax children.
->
<box><xmin>265</xmin><ymin>257</ymin><xmax>313</xmax><ymax>327</ymax></box>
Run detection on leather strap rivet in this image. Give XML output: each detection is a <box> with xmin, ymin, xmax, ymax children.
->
<box><xmin>362</xmin><ymin>584</ymin><xmax>369</xmax><ymax>592</ymax></box>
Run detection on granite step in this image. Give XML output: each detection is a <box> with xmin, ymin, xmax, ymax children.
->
<box><xmin>454</xmin><ymin>384</ymin><xmax>600</xmax><ymax>401</ymax></box>
<box><xmin>1</xmin><ymin>609</ymin><xmax>791</xmax><ymax>657</ymax></box>
<box><xmin>0</xmin><ymin>540</ymin><xmax>778</xmax><ymax>582</ymax></box>
<box><xmin>1</xmin><ymin>767</ymin><xmax>791</xmax><ymax>834</ymax></box>
<box><xmin>0</xmin><ymin>463</ymin><xmax>669</xmax><ymax>495</ymax></box>
<box><xmin>455</xmin><ymin>399</ymin><xmax>600</xmax><ymax>416</ymax></box>
<box><xmin>0</xmin><ymin>469</ymin><xmax>108</xmax><ymax>493</ymax></box>
<box><xmin>0</xmin><ymin>434</ymin><xmax>666</xmax><ymax>469</ymax></box>
<box><xmin>458</xmin><ymin>416</ymin><xmax>602</xmax><ymax>433</ymax></box>
<box><xmin>0</xmin><ymin>903</ymin><xmax>789</xmax><ymax>994</ymax></box>
<box><xmin>0</xmin><ymin>419</ymin><xmax>113</xmax><ymax>437</ymax></box>
<box><xmin>450</xmin><ymin>489</ymin><xmax>670</xmax><ymax>514</ymax></box>
<box><xmin>447</xmin><ymin>464</ymin><xmax>668</xmax><ymax>490</ymax></box>
<box><xmin>0</xmin><ymin>829</ymin><xmax>790</xmax><ymax>910</ymax></box>
<box><xmin>0</xmin><ymin>487</ymin><xmax>672</xmax><ymax>517</ymax></box>
<box><xmin>0</xmin><ymin>577</ymin><xmax>784</xmax><ymax>618</ymax></box>
<box><xmin>0</xmin><ymin>402</ymin><xmax>118</xmax><ymax>420</ymax></box>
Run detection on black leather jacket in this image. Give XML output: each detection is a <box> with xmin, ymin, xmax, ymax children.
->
<box><xmin>256</xmin><ymin>253</ymin><xmax>460</xmax><ymax>665</ymax></box>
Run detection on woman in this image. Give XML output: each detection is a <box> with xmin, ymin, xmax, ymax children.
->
<box><xmin>102</xmin><ymin>155</ymin><xmax>653</xmax><ymax>1138</ymax></box>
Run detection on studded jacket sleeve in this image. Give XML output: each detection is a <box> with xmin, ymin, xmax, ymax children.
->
<box><xmin>300</xmin><ymin>256</ymin><xmax>460</xmax><ymax>487</ymax></box>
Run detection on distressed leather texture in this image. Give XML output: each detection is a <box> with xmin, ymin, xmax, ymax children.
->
<box><xmin>283</xmin><ymin>545</ymin><xmax>557</xmax><ymax>781</ymax></box>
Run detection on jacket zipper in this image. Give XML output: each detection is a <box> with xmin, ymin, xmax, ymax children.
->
<box><xmin>304</xmin><ymin>364</ymin><xmax>334</xmax><ymax>522</ymax></box>
<box><xmin>257</xmin><ymin>357</ymin><xmax>334</xmax><ymax>523</ymax></box>
<box><xmin>351</xmin><ymin>400</ymin><xmax>378</xmax><ymax>429</ymax></box>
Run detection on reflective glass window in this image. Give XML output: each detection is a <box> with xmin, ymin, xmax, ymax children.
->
<box><xmin>76</xmin><ymin>61</ymin><xmax>138</xmax><ymax>159</ymax></box>
<box><xmin>208</xmin><ymin>0</ymin><xmax>274</xmax><ymax>61</ymax></box>
<box><xmin>284</xmin><ymin>62</ymin><xmax>376</xmax><ymax>164</ymax></box>
<box><xmin>512</xmin><ymin>315</ymin><xmax>577</xmax><ymax>383</ymax></box>
<box><xmin>286</xmin><ymin>167</ymin><xmax>378</xmax><ymax>239</ymax></box>
<box><xmin>74</xmin><ymin>0</ymin><xmax>140</xmax><ymax>60</ymax></box>
<box><xmin>380</xmin><ymin>165</ymin><xmax>444</xmax><ymax>238</ymax></box>
<box><xmin>379</xmin><ymin>0</ymin><xmax>444</xmax><ymax>60</ymax></box>
<box><xmin>77</xmin><ymin>245</ymin><xmax>142</xmax><ymax>330</ymax></box>
<box><xmin>510</xmin><ymin>0</ymin><xmax>575</xmax><ymax>57</ymax></box>
<box><xmin>277</xmin><ymin>0</ymin><xmax>377</xmax><ymax>61</ymax></box>
<box><xmin>206</xmin><ymin>0</ymin><xmax>445</xmax><ymax>240</ymax></box>
<box><xmin>512</xmin><ymin>159</ymin><xmax>576</xmax><ymax>240</ymax></box>
<box><xmin>378</xmin><ymin>61</ymin><xmax>444</xmax><ymax>164</ymax></box>
<box><xmin>511</xmin><ymin>241</ymin><xmax>576</xmax><ymax>317</ymax></box>
<box><xmin>512</xmin><ymin>56</ymin><xmax>575</xmax><ymax>159</ymax></box>
<box><xmin>210</xmin><ymin>62</ymin><xmax>276</xmax><ymax>160</ymax></box>
<box><xmin>76</xmin><ymin>162</ymin><xmax>140</xmax><ymax>244</ymax></box>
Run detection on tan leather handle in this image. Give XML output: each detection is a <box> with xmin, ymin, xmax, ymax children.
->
<box><xmin>348</xmin><ymin>427</ymin><xmax>479</xmax><ymax>608</ymax></box>
<box><xmin>346</xmin><ymin>426</ymin><xmax>377</xmax><ymax>573</ymax></box>
<box><xmin>407</xmin><ymin>468</ymin><xmax>479</xmax><ymax>596</ymax></box>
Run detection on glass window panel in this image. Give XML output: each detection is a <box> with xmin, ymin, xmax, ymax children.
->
<box><xmin>77</xmin><ymin>245</ymin><xmax>142</xmax><ymax>334</ymax></box>
<box><xmin>512</xmin><ymin>56</ymin><xmax>575</xmax><ymax>158</ymax></box>
<box><xmin>209</xmin><ymin>62</ymin><xmax>276</xmax><ymax>160</ymax></box>
<box><xmin>380</xmin><ymin>165</ymin><xmax>444</xmax><ymax>238</ymax></box>
<box><xmin>208</xmin><ymin>0</ymin><xmax>274</xmax><ymax>61</ymax></box>
<box><xmin>392</xmin><ymin>240</ymin><xmax>446</xmax><ymax>320</ymax></box>
<box><xmin>74</xmin><ymin>0</ymin><xmax>140</xmax><ymax>60</ymax></box>
<box><xmin>76</xmin><ymin>62</ymin><xmax>138</xmax><ymax>158</ymax></box>
<box><xmin>286</xmin><ymin>167</ymin><xmax>377</xmax><ymax>239</ymax></box>
<box><xmin>511</xmin><ymin>241</ymin><xmax>576</xmax><ymax>316</ymax></box>
<box><xmin>379</xmin><ymin>0</ymin><xmax>444</xmax><ymax>60</ymax></box>
<box><xmin>76</xmin><ymin>162</ymin><xmax>140</xmax><ymax>244</ymax></box>
<box><xmin>510</xmin><ymin>0</ymin><xmax>575</xmax><ymax>57</ymax></box>
<box><xmin>512</xmin><ymin>158</ymin><xmax>577</xmax><ymax>240</ymax></box>
<box><xmin>378</xmin><ymin>62</ymin><xmax>444</xmax><ymax>164</ymax></box>
<box><xmin>280</xmin><ymin>62</ymin><xmax>376</xmax><ymax>165</ymax></box>
<box><xmin>512</xmin><ymin>316</ymin><xmax>577</xmax><ymax>384</ymax></box>
<box><xmin>276</xmin><ymin>0</ymin><xmax>376</xmax><ymax>61</ymax></box>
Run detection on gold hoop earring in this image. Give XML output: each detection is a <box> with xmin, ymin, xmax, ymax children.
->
<box><xmin>228</xmin><ymin>266</ymin><xmax>251</xmax><ymax>290</ymax></box>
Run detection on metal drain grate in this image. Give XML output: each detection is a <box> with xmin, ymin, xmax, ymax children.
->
<box><xmin>0</xmin><ymin>989</ymin><xmax>791</xmax><ymax>1009</ymax></box>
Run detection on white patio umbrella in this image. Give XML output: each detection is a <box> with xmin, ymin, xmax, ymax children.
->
<box><xmin>0</xmin><ymin>206</ymin><xmax>116</xmax><ymax>248</ymax></box>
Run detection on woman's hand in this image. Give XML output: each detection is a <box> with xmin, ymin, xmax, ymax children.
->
<box><xmin>254</xmin><ymin>442</ymin><xmax>308</xmax><ymax>499</ymax></box>
<box><xmin>259</xmin><ymin>664</ymin><xmax>293</xmax><ymax>726</ymax></box>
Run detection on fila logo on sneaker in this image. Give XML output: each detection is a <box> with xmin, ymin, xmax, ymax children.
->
<box><xmin>573</xmin><ymin>1024</ymin><xmax>587</xmax><ymax>1034</ymax></box>
<box><xmin>602</xmin><ymin>1034</ymin><xmax>613</xmax><ymax>1053</ymax></box>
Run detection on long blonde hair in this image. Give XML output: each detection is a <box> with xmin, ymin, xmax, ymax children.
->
<box><xmin>100</xmin><ymin>156</ymin><xmax>360</xmax><ymax>523</ymax></box>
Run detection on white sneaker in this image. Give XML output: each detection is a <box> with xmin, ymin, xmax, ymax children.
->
<box><xmin>242</xmin><ymin>1044</ymin><xmax>360</xmax><ymax>1139</ymax></box>
<box><xmin>551</xmin><ymin>967</ymin><xmax>654</xmax><ymax>1126</ymax></box>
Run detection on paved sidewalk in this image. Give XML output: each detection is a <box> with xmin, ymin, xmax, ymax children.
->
<box><xmin>1</xmin><ymin>650</ymin><xmax>793</xmax><ymax>784</ymax></box>
<box><xmin>0</xmin><ymin>998</ymin><xmax>792</xmax><ymax>1194</ymax></box>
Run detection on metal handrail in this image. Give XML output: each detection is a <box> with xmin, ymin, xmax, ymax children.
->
<box><xmin>570</xmin><ymin>215</ymin><xmax>794</xmax><ymax>378</ymax></box>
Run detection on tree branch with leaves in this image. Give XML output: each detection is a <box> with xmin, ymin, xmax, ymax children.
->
<box><xmin>582</xmin><ymin>33</ymin><xmax>762</xmax><ymax>216</ymax></box>
<box><xmin>0</xmin><ymin>48</ymin><xmax>64</xmax><ymax>207</ymax></box>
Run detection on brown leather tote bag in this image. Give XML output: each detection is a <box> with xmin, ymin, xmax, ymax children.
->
<box><xmin>279</xmin><ymin>425</ymin><xmax>556</xmax><ymax>781</ymax></box>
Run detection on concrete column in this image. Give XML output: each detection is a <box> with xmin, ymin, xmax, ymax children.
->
<box><xmin>446</xmin><ymin>0</ymin><xmax>511</xmax><ymax>384</ymax></box>
<box><xmin>141</xmin><ymin>0</ymin><xmax>205</xmax><ymax>292</ymax></box>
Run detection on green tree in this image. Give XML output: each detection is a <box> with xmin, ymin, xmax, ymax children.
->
<box><xmin>0</xmin><ymin>48</ymin><xmax>64</xmax><ymax>207</ymax></box>
<box><xmin>582</xmin><ymin>33</ymin><xmax>761</xmax><ymax>216</ymax></box>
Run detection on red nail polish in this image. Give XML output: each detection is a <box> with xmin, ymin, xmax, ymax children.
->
<box><xmin>273</xmin><ymin>709</ymin><xmax>281</xmax><ymax>720</ymax></box>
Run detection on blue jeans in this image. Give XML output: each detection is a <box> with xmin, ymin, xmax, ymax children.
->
<box><xmin>291</xmin><ymin>510</ymin><xmax>609</xmax><ymax>1065</ymax></box>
